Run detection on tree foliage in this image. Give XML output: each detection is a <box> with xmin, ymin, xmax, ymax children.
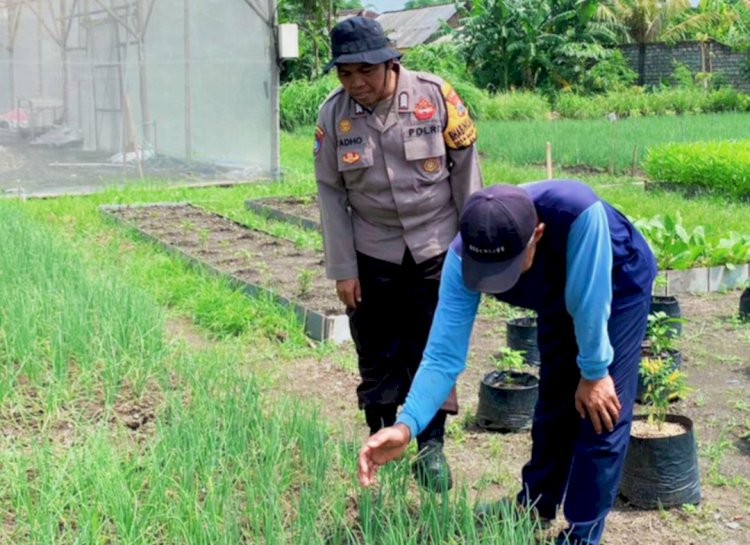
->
<box><xmin>459</xmin><ymin>0</ymin><xmax>617</xmax><ymax>91</ymax></box>
<box><xmin>277</xmin><ymin>0</ymin><xmax>364</xmax><ymax>82</ymax></box>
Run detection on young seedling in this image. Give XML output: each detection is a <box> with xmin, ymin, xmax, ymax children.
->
<box><xmin>640</xmin><ymin>356</ymin><xmax>692</xmax><ymax>429</ymax></box>
<box><xmin>198</xmin><ymin>228</ymin><xmax>211</xmax><ymax>246</ymax></box>
<box><xmin>488</xmin><ymin>347</ymin><xmax>530</xmax><ymax>387</ymax></box>
<box><xmin>645</xmin><ymin>311</ymin><xmax>683</xmax><ymax>355</ymax></box>
<box><xmin>297</xmin><ymin>268</ymin><xmax>314</xmax><ymax>299</ymax></box>
<box><xmin>491</xmin><ymin>346</ymin><xmax>527</xmax><ymax>373</ymax></box>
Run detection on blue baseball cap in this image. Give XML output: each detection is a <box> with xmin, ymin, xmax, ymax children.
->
<box><xmin>324</xmin><ymin>16</ymin><xmax>402</xmax><ymax>73</ymax></box>
<box><xmin>460</xmin><ymin>185</ymin><xmax>537</xmax><ymax>293</ymax></box>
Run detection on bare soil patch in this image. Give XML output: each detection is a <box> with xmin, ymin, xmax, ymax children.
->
<box><xmin>246</xmin><ymin>195</ymin><xmax>321</xmax><ymax>229</ymax></box>
<box><xmin>104</xmin><ymin>203</ymin><xmax>341</xmax><ymax>316</ymax></box>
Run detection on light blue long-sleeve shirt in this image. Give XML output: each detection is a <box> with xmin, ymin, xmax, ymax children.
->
<box><xmin>396</xmin><ymin>202</ymin><xmax>613</xmax><ymax>440</ymax></box>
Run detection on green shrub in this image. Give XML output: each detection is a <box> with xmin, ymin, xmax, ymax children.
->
<box><xmin>450</xmin><ymin>79</ymin><xmax>489</xmax><ymax>121</ymax></box>
<box><xmin>484</xmin><ymin>92</ymin><xmax>550</xmax><ymax>121</ymax></box>
<box><xmin>705</xmin><ymin>87</ymin><xmax>744</xmax><ymax>112</ymax></box>
<box><xmin>555</xmin><ymin>93</ymin><xmax>607</xmax><ymax>119</ymax></box>
<box><xmin>401</xmin><ymin>42</ymin><xmax>469</xmax><ymax>82</ymax></box>
<box><xmin>581</xmin><ymin>50</ymin><xmax>638</xmax><ymax>94</ymax></box>
<box><xmin>553</xmin><ymin>87</ymin><xmax>750</xmax><ymax>120</ymax></box>
<box><xmin>280</xmin><ymin>75</ymin><xmax>339</xmax><ymax>131</ymax></box>
<box><xmin>644</xmin><ymin>140</ymin><xmax>750</xmax><ymax>200</ymax></box>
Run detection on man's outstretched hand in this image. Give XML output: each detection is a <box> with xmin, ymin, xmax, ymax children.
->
<box><xmin>357</xmin><ymin>423</ymin><xmax>411</xmax><ymax>487</ymax></box>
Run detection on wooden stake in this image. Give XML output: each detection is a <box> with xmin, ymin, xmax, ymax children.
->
<box><xmin>631</xmin><ymin>144</ymin><xmax>639</xmax><ymax>178</ymax></box>
<box><xmin>545</xmin><ymin>141</ymin><xmax>553</xmax><ymax>179</ymax></box>
<box><xmin>123</xmin><ymin>94</ymin><xmax>144</xmax><ymax>180</ymax></box>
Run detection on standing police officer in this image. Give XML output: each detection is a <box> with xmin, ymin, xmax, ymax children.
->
<box><xmin>358</xmin><ymin>181</ymin><xmax>657</xmax><ymax>545</ymax></box>
<box><xmin>314</xmin><ymin>16</ymin><xmax>483</xmax><ymax>491</ymax></box>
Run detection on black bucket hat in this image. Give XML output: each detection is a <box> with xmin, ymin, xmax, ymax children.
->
<box><xmin>323</xmin><ymin>16</ymin><xmax>402</xmax><ymax>73</ymax></box>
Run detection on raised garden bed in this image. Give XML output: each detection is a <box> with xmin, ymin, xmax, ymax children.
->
<box><xmin>246</xmin><ymin>194</ymin><xmax>750</xmax><ymax>296</ymax></box>
<box><xmin>652</xmin><ymin>264</ymin><xmax>749</xmax><ymax>296</ymax></box>
<box><xmin>245</xmin><ymin>195</ymin><xmax>321</xmax><ymax>231</ymax></box>
<box><xmin>100</xmin><ymin>202</ymin><xmax>349</xmax><ymax>343</ymax></box>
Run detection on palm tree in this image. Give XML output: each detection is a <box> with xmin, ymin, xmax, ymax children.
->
<box><xmin>598</xmin><ymin>0</ymin><xmax>705</xmax><ymax>84</ymax></box>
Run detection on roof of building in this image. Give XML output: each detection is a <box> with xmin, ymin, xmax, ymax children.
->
<box><xmin>336</xmin><ymin>9</ymin><xmax>380</xmax><ymax>24</ymax></box>
<box><xmin>376</xmin><ymin>3</ymin><xmax>458</xmax><ymax>49</ymax></box>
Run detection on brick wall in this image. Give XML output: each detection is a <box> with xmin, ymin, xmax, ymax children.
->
<box><xmin>619</xmin><ymin>41</ymin><xmax>750</xmax><ymax>92</ymax></box>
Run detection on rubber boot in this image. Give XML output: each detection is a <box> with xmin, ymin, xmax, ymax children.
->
<box><xmin>412</xmin><ymin>411</ymin><xmax>453</xmax><ymax>492</ymax></box>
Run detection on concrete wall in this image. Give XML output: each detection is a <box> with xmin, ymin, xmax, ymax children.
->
<box><xmin>619</xmin><ymin>41</ymin><xmax>750</xmax><ymax>92</ymax></box>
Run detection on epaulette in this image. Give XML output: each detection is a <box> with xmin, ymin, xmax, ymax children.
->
<box><xmin>415</xmin><ymin>72</ymin><xmax>446</xmax><ymax>90</ymax></box>
<box><xmin>321</xmin><ymin>86</ymin><xmax>346</xmax><ymax>106</ymax></box>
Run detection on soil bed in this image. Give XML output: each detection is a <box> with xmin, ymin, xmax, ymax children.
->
<box><xmin>102</xmin><ymin>202</ymin><xmax>343</xmax><ymax>324</ymax></box>
<box><xmin>245</xmin><ymin>195</ymin><xmax>321</xmax><ymax>230</ymax></box>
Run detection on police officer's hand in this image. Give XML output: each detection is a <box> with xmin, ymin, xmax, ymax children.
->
<box><xmin>357</xmin><ymin>423</ymin><xmax>411</xmax><ymax>487</ymax></box>
<box><xmin>336</xmin><ymin>278</ymin><xmax>361</xmax><ymax>308</ymax></box>
<box><xmin>575</xmin><ymin>375</ymin><xmax>621</xmax><ymax>434</ymax></box>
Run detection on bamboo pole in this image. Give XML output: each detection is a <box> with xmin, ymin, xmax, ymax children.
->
<box><xmin>136</xmin><ymin>0</ymin><xmax>151</xmax><ymax>144</ymax></box>
<box><xmin>545</xmin><ymin>141</ymin><xmax>553</xmax><ymax>179</ymax></box>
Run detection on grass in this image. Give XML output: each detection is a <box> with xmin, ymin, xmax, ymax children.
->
<box><xmin>0</xmin><ymin>203</ymin><xmax>166</xmax><ymax>406</ymax></box>
<box><xmin>0</xmin><ymin>200</ymin><xmax>546</xmax><ymax>544</ymax></box>
<box><xmin>282</xmin><ymin>125</ymin><xmax>750</xmax><ymax>243</ymax></box>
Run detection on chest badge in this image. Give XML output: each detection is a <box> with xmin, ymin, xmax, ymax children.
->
<box><xmin>423</xmin><ymin>158</ymin><xmax>439</xmax><ymax>173</ymax></box>
<box><xmin>342</xmin><ymin>151</ymin><xmax>361</xmax><ymax>165</ymax></box>
<box><xmin>414</xmin><ymin>98</ymin><xmax>435</xmax><ymax>121</ymax></box>
<box><xmin>398</xmin><ymin>92</ymin><xmax>409</xmax><ymax>111</ymax></box>
<box><xmin>338</xmin><ymin>119</ymin><xmax>352</xmax><ymax>133</ymax></box>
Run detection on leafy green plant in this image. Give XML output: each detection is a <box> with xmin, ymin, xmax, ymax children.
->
<box><xmin>580</xmin><ymin>50</ymin><xmax>638</xmax><ymax>93</ymax></box>
<box><xmin>401</xmin><ymin>42</ymin><xmax>469</xmax><ymax>83</ymax></box>
<box><xmin>633</xmin><ymin>212</ymin><xmax>710</xmax><ymax>269</ymax></box>
<box><xmin>491</xmin><ymin>346</ymin><xmax>527</xmax><ymax>373</ymax></box>
<box><xmin>645</xmin><ymin>311</ymin><xmax>683</xmax><ymax>355</ymax></box>
<box><xmin>484</xmin><ymin>91</ymin><xmax>550</xmax><ymax>121</ymax></box>
<box><xmin>644</xmin><ymin>140</ymin><xmax>750</xmax><ymax>200</ymax></box>
<box><xmin>279</xmin><ymin>74</ymin><xmax>339</xmax><ymax>131</ymax></box>
<box><xmin>639</xmin><ymin>356</ymin><xmax>691</xmax><ymax>428</ymax></box>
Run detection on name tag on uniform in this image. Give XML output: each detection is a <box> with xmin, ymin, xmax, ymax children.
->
<box><xmin>408</xmin><ymin>125</ymin><xmax>440</xmax><ymax>137</ymax></box>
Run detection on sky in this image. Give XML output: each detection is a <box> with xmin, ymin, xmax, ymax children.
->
<box><xmin>366</xmin><ymin>1</ymin><xmax>408</xmax><ymax>13</ymax></box>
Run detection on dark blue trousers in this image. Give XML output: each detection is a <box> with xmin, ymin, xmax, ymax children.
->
<box><xmin>517</xmin><ymin>295</ymin><xmax>650</xmax><ymax>545</ymax></box>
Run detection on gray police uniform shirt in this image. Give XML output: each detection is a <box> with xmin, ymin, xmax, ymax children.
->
<box><xmin>314</xmin><ymin>66</ymin><xmax>483</xmax><ymax>280</ymax></box>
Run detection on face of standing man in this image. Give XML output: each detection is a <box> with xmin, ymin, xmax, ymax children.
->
<box><xmin>336</xmin><ymin>61</ymin><xmax>397</xmax><ymax>108</ymax></box>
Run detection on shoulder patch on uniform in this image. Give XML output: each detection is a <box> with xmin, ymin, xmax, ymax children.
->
<box><xmin>313</xmin><ymin>125</ymin><xmax>324</xmax><ymax>157</ymax></box>
<box><xmin>441</xmin><ymin>82</ymin><xmax>477</xmax><ymax>150</ymax></box>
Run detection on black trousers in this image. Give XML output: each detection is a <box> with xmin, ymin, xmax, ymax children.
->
<box><xmin>348</xmin><ymin>249</ymin><xmax>458</xmax><ymax>437</ymax></box>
